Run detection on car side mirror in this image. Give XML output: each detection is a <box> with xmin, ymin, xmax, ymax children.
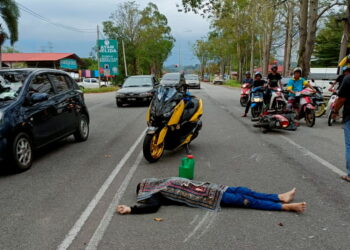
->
<box><xmin>31</xmin><ymin>93</ymin><xmax>49</xmax><ymax>104</ymax></box>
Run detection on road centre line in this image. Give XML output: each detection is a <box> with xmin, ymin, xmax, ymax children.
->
<box><xmin>280</xmin><ymin>135</ymin><xmax>346</xmax><ymax>176</ymax></box>
<box><xmin>85</xmin><ymin>151</ymin><xmax>143</xmax><ymax>250</ymax></box>
<box><xmin>57</xmin><ymin>128</ymin><xmax>147</xmax><ymax>250</ymax></box>
<box><xmin>184</xmin><ymin>212</ymin><xmax>211</xmax><ymax>243</ymax></box>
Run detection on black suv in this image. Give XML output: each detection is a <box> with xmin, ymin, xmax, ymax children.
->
<box><xmin>0</xmin><ymin>69</ymin><xmax>90</xmax><ymax>171</ymax></box>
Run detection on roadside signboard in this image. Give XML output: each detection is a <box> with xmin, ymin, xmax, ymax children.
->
<box><xmin>98</xmin><ymin>39</ymin><xmax>118</xmax><ymax>76</ymax></box>
<box><xmin>60</xmin><ymin>58</ymin><xmax>77</xmax><ymax>70</ymax></box>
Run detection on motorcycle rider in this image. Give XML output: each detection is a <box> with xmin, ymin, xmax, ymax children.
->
<box><xmin>242</xmin><ymin>72</ymin><xmax>266</xmax><ymax>117</ymax></box>
<box><xmin>243</xmin><ymin>71</ymin><xmax>253</xmax><ymax>85</ymax></box>
<box><xmin>287</xmin><ymin>67</ymin><xmax>315</xmax><ymax>111</ymax></box>
<box><xmin>266</xmin><ymin>65</ymin><xmax>282</xmax><ymax>104</ymax></box>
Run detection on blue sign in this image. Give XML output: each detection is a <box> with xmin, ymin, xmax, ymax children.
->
<box><xmin>60</xmin><ymin>59</ymin><xmax>77</xmax><ymax>70</ymax></box>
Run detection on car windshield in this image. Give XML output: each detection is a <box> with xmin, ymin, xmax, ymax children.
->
<box><xmin>185</xmin><ymin>75</ymin><xmax>198</xmax><ymax>80</ymax></box>
<box><xmin>160</xmin><ymin>74</ymin><xmax>180</xmax><ymax>87</ymax></box>
<box><xmin>0</xmin><ymin>71</ymin><xmax>29</xmax><ymax>101</ymax></box>
<box><xmin>123</xmin><ymin>77</ymin><xmax>152</xmax><ymax>87</ymax></box>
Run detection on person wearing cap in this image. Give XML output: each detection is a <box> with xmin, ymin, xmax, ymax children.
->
<box><xmin>286</xmin><ymin>68</ymin><xmax>315</xmax><ymax>111</ymax></box>
<box><xmin>242</xmin><ymin>72</ymin><xmax>266</xmax><ymax>117</ymax></box>
<box><xmin>116</xmin><ymin>177</ymin><xmax>306</xmax><ymax>214</ymax></box>
<box><xmin>332</xmin><ymin>65</ymin><xmax>350</xmax><ymax>182</ymax></box>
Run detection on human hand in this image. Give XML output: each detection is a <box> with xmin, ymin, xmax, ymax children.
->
<box><xmin>116</xmin><ymin>205</ymin><xmax>131</xmax><ymax>215</ymax></box>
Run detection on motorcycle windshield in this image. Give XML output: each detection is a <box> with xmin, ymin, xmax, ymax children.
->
<box><xmin>156</xmin><ymin>86</ymin><xmax>177</xmax><ymax>102</ymax></box>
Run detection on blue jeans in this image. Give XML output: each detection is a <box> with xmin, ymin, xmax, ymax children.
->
<box><xmin>344</xmin><ymin>120</ymin><xmax>350</xmax><ymax>177</ymax></box>
<box><xmin>221</xmin><ymin>187</ymin><xmax>282</xmax><ymax>211</ymax></box>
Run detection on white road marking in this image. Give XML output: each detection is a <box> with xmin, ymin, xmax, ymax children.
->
<box><xmin>190</xmin><ymin>214</ymin><xmax>200</xmax><ymax>225</ymax></box>
<box><xmin>196</xmin><ymin>213</ymin><xmax>217</xmax><ymax>239</ymax></box>
<box><xmin>280</xmin><ymin>135</ymin><xmax>347</xmax><ymax>176</ymax></box>
<box><xmin>57</xmin><ymin>128</ymin><xmax>146</xmax><ymax>250</ymax></box>
<box><xmin>184</xmin><ymin>212</ymin><xmax>211</xmax><ymax>243</ymax></box>
<box><xmin>85</xmin><ymin>151</ymin><xmax>143</xmax><ymax>250</ymax></box>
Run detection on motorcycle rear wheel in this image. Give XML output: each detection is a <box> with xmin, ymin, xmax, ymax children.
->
<box><xmin>305</xmin><ymin>109</ymin><xmax>316</xmax><ymax>127</ymax></box>
<box><xmin>315</xmin><ymin>103</ymin><xmax>326</xmax><ymax>117</ymax></box>
<box><xmin>143</xmin><ymin>134</ymin><xmax>164</xmax><ymax>163</ymax></box>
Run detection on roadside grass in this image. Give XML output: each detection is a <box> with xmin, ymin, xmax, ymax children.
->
<box><xmin>224</xmin><ymin>79</ymin><xmax>241</xmax><ymax>88</ymax></box>
<box><xmin>82</xmin><ymin>86</ymin><xmax>119</xmax><ymax>94</ymax></box>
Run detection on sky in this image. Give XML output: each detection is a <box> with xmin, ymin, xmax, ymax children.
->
<box><xmin>4</xmin><ymin>0</ymin><xmax>210</xmax><ymax>66</ymax></box>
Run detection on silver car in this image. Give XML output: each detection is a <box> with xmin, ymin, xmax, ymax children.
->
<box><xmin>185</xmin><ymin>74</ymin><xmax>201</xmax><ymax>89</ymax></box>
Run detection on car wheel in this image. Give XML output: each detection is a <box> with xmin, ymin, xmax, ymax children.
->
<box><xmin>12</xmin><ymin>132</ymin><xmax>33</xmax><ymax>171</ymax></box>
<box><xmin>74</xmin><ymin>114</ymin><xmax>89</xmax><ymax>142</ymax></box>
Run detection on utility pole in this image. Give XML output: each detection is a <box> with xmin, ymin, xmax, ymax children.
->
<box><xmin>97</xmin><ymin>24</ymin><xmax>101</xmax><ymax>87</ymax></box>
<box><xmin>338</xmin><ymin>0</ymin><xmax>350</xmax><ymax>67</ymax></box>
<box><xmin>122</xmin><ymin>40</ymin><xmax>128</xmax><ymax>76</ymax></box>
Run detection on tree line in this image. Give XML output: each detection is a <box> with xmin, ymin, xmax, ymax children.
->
<box><xmin>181</xmin><ymin>0</ymin><xmax>349</xmax><ymax>81</ymax></box>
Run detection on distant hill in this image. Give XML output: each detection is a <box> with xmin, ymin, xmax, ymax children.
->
<box><xmin>163</xmin><ymin>64</ymin><xmax>200</xmax><ymax>74</ymax></box>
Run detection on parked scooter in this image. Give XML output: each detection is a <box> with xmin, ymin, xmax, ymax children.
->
<box><xmin>292</xmin><ymin>88</ymin><xmax>316</xmax><ymax>127</ymax></box>
<box><xmin>311</xmin><ymin>86</ymin><xmax>326</xmax><ymax>117</ymax></box>
<box><xmin>250</xmin><ymin>86</ymin><xmax>265</xmax><ymax>118</ymax></box>
<box><xmin>240</xmin><ymin>83</ymin><xmax>251</xmax><ymax>107</ymax></box>
<box><xmin>326</xmin><ymin>91</ymin><xmax>343</xmax><ymax>126</ymax></box>
<box><xmin>267</xmin><ymin>87</ymin><xmax>287</xmax><ymax>112</ymax></box>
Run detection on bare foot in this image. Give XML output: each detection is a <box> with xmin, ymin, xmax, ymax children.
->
<box><xmin>282</xmin><ymin>202</ymin><xmax>306</xmax><ymax>213</ymax></box>
<box><xmin>279</xmin><ymin>188</ymin><xmax>296</xmax><ymax>203</ymax></box>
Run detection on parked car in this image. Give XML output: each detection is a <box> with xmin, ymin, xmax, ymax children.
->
<box><xmin>0</xmin><ymin>68</ymin><xmax>90</xmax><ymax>171</ymax></box>
<box><xmin>77</xmin><ymin>78</ymin><xmax>109</xmax><ymax>89</ymax></box>
<box><xmin>213</xmin><ymin>75</ymin><xmax>224</xmax><ymax>85</ymax></box>
<box><xmin>115</xmin><ymin>75</ymin><xmax>158</xmax><ymax>107</ymax></box>
<box><xmin>185</xmin><ymin>74</ymin><xmax>201</xmax><ymax>89</ymax></box>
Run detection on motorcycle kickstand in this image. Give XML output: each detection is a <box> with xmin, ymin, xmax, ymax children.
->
<box><xmin>185</xmin><ymin>144</ymin><xmax>191</xmax><ymax>155</ymax></box>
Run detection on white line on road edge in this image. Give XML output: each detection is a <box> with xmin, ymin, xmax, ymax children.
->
<box><xmin>57</xmin><ymin>128</ymin><xmax>146</xmax><ymax>250</ymax></box>
<box><xmin>280</xmin><ymin>135</ymin><xmax>346</xmax><ymax>176</ymax></box>
<box><xmin>85</xmin><ymin>151</ymin><xmax>143</xmax><ymax>250</ymax></box>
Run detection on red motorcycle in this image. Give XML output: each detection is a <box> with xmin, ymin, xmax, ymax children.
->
<box><xmin>240</xmin><ymin>83</ymin><xmax>251</xmax><ymax>107</ymax></box>
<box><xmin>292</xmin><ymin>88</ymin><xmax>316</xmax><ymax>127</ymax></box>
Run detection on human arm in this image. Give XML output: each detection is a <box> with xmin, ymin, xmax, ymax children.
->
<box><xmin>332</xmin><ymin>78</ymin><xmax>349</xmax><ymax>119</ymax></box>
<box><xmin>117</xmin><ymin>194</ymin><xmax>163</xmax><ymax>215</ymax></box>
<box><xmin>287</xmin><ymin>80</ymin><xmax>295</xmax><ymax>94</ymax></box>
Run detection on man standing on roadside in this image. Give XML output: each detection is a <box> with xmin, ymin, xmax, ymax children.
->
<box><xmin>332</xmin><ymin>65</ymin><xmax>350</xmax><ymax>182</ymax></box>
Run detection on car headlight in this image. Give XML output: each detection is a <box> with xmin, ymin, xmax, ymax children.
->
<box><xmin>116</xmin><ymin>92</ymin><xmax>125</xmax><ymax>97</ymax></box>
<box><xmin>140</xmin><ymin>92</ymin><xmax>153</xmax><ymax>97</ymax></box>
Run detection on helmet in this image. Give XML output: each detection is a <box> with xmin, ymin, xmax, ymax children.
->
<box><xmin>342</xmin><ymin>65</ymin><xmax>350</xmax><ymax>73</ymax></box>
<box><xmin>271</xmin><ymin>65</ymin><xmax>278</xmax><ymax>71</ymax></box>
<box><xmin>293</xmin><ymin>67</ymin><xmax>302</xmax><ymax>75</ymax></box>
<box><xmin>255</xmin><ymin>72</ymin><xmax>262</xmax><ymax>77</ymax></box>
<box><xmin>245</xmin><ymin>71</ymin><xmax>251</xmax><ymax>75</ymax></box>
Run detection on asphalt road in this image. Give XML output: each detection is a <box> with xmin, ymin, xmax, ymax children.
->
<box><xmin>0</xmin><ymin>83</ymin><xmax>349</xmax><ymax>250</ymax></box>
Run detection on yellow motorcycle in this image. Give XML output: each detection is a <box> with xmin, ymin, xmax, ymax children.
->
<box><xmin>143</xmin><ymin>73</ymin><xmax>203</xmax><ymax>163</ymax></box>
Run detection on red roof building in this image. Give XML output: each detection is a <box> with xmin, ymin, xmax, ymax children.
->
<box><xmin>1</xmin><ymin>53</ymin><xmax>82</xmax><ymax>70</ymax></box>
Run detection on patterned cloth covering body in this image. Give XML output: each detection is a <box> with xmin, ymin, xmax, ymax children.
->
<box><xmin>136</xmin><ymin>177</ymin><xmax>228</xmax><ymax>211</ymax></box>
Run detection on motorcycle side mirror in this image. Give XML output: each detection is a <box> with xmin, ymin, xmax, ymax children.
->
<box><xmin>329</xmin><ymin>81</ymin><xmax>333</xmax><ymax>85</ymax></box>
<box><xmin>311</xmin><ymin>79</ymin><xmax>315</xmax><ymax>83</ymax></box>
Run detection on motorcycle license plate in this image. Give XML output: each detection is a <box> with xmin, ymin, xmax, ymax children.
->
<box><xmin>128</xmin><ymin>98</ymin><xmax>137</xmax><ymax>101</ymax></box>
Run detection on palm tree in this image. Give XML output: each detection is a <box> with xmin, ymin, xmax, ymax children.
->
<box><xmin>0</xmin><ymin>0</ymin><xmax>20</xmax><ymax>68</ymax></box>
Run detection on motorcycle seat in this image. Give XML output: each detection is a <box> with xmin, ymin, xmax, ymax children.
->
<box><xmin>182</xmin><ymin>98</ymin><xmax>200</xmax><ymax>121</ymax></box>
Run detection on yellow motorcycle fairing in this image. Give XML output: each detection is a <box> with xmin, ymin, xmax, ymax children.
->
<box><xmin>156</xmin><ymin>126</ymin><xmax>168</xmax><ymax>145</ymax></box>
<box><xmin>189</xmin><ymin>98</ymin><xmax>203</xmax><ymax>122</ymax></box>
<box><xmin>168</xmin><ymin>100</ymin><xmax>185</xmax><ymax>126</ymax></box>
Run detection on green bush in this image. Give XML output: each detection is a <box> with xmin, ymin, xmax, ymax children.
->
<box><xmin>82</xmin><ymin>86</ymin><xmax>119</xmax><ymax>94</ymax></box>
<box><xmin>224</xmin><ymin>80</ymin><xmax>241</xmax><ymax>88</ymax></box>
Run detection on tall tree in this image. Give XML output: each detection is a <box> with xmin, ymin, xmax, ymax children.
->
<box><xmin>0</xmin><ymin>0</ymin><xmax>20</xmax><ymax>68</ymax></box>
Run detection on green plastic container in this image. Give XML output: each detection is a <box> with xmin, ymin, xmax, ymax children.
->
<box><xmin>179</xmin><ymin>155</ymin><xmax>195</xmax><ymax>179</ymax></box>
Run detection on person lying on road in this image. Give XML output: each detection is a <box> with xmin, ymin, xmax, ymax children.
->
<box><xmin>116</xmin><ymin>177</ymin><xmax>306</xmax><ymax>215</ymax></box>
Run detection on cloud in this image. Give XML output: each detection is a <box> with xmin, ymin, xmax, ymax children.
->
<box><xmin>5</xmin><ymin>0</ymin><xmax>209</xmax><ymax>65</ymax></box>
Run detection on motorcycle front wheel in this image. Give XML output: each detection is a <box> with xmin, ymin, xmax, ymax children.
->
<box><xmin>315</xmin><ymin>103</ymin><xmax>326</xmax><ymax>117</ymax></box>
<box><xmin>143</xmin><ymin>134</ymin><xmax>165</xmax><ymax>163</ymax></box>
<box><xmin>251</xmin><ymin>104</ymin><xmax>262</xmax><ymax>118</ymax></box>
<box><xmin>305</xmin><ymin>109</ymin><xmax>316</xmax><ymax>127</ymax></box>
<box><xmin>240</xmin><ymin>97</ymin><xmax>248</xmax><ymax>107</ymax></box>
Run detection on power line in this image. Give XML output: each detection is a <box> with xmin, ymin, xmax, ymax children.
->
<box><xmin>16</xmin><ymin>2</ymin><xmax>96</xmax><ymax>33</ymax></box>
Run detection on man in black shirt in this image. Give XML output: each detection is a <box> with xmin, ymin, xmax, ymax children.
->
<box><xmin>266</xmin><ymin>65</ymin><xmax>282</xmax><ymax>104</ymax></box>
<box><xmin>333</xmin><ymin>66</ymin><xmax>350</xmax><ymax>182</ymax></box>
<box><xmin>329</xmin><ymin>74</ymin><xmax>345</xmax><ymax>93</ymax></box>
